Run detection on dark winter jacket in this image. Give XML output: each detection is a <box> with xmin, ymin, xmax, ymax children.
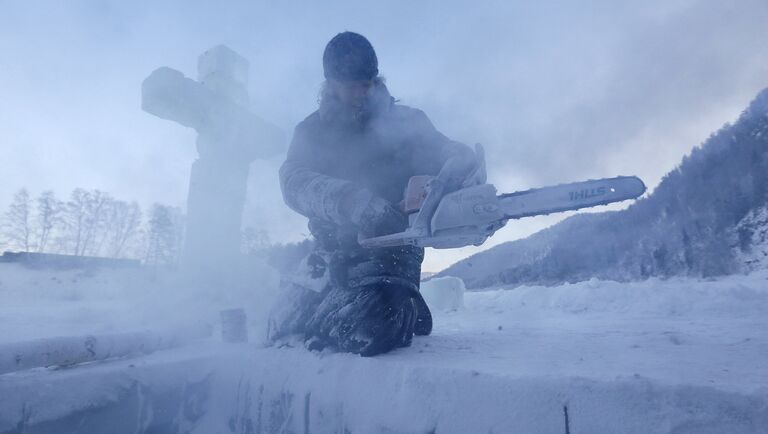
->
<box><xmin>280</xmin><ymin>81</ymin><xmax>474</xmax><ymax>239</ymax></box>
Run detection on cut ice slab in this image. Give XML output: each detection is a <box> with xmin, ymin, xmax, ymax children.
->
<box><xmin>420</xmin><ymin>276</ymin><xmax>465</xmax><ymax>311</ymax></box>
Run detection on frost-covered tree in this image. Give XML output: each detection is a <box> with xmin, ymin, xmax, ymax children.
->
<box><xmin>145</xmin><ymin>204</ymin><xmax>184</xmax><ymax>266</ymax></box>
<box><xmin>242</xmin><ymin>226</ymin><xmax>270</xmax><ymax>254</ymax></box>
<box><xmin>59</xmin><ymin>189</ymin><xmax>114</xmax><ymax>256</ymax></box>
<box><xmin>2</xmin><ymin>187</ymin><xmax>179</xmax><ymax>261</ymax></box>
<box><xmin>61</xmin><ymin>188</ymin><xmax>90</xmax><ymax>255</ymax></box>
<box><xmin>78</xmin><ymin>190</ymin><xmax>111</xmax><ymax>256</ymax></box>
<box><xmin>3</xmin><ymin>188</ymin><xmax>34</xmax><ymax>252</ymax></box>
<box><xmin>104</xmin><ymin>201</ymin><xmax>142</xmax><ymax>258</ymax></box>
<box><xmin>35</xmin><ymin>190</ymin><xmax>62</xmax><ymax>253</ymax></box>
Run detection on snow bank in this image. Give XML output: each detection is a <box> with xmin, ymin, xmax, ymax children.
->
<box><xmin>468</xmin><ymin>270</ymin><xmax>768</xmax><ymax>317</ymax></box>
<box><xmin>2</xmin><ymin>266</ymin><xmax>767</xmax><ymax>432</ymax></box>
<box><xmin>0</xmin><ymin>325</ymin><xmax>211</xmax><ymax>375</ymax></box>
<box><xmin>0</xmin><ymin>261</ymin><xmax>279</xmax><ymax>344</ymax></box>
<box><xmin>2</xmin><ymin>343</ymin><xmax>766</xmax><ymax>434</ymax></box>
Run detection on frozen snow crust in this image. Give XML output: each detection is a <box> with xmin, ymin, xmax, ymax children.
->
<box><xmin>1</xmin><ymin>264</ymin><xmax>767</xmax><ymax>433</ymax></box>
<box><xmin>3</xmin><ymin>343</ymin><xmax>766</xmax><ymax>434</ymax></box>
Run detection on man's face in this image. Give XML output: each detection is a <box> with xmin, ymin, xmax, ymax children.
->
<box><xmin>328</xmin><ymin>78</ymin><xmax>374</xmax><ymax>109</ymax></box>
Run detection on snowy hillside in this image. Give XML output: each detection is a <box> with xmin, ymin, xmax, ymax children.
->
<box><xmin>441</xmin><ymin>88</ymin><xmax>768</xmax><ymax>288</ymax></box>
<box><xmin>732</xmin><ymin>204</ymin><xmax>768</xmax><ymax>271</ymax></box>
<box><xmin>2</xmin><ymin>265</ymin><xmax>767</xmax><ymax>432</ymax></box>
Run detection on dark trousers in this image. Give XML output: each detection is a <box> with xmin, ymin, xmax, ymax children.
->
<box><xmin>269</xmin><ymin>240</ymin><xmax>432</xmax><ymax>356</ymax></box>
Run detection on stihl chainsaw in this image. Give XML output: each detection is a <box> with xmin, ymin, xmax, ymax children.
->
<box><xmin>359</xmin><ymin>144</ymin><xmax>646</xmax><ymax>249</ymax></box>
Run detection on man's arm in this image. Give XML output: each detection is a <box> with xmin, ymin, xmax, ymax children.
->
<box><xmin>279</xmin><ymin>122</ymin><xmax>359</xmax><ymax>225</ymax></box>
<box><xmin>407</xmin><ymin>109</ymin><xmax>476</xmax><ymax>182</ymax></box>
<box><xmin>279</xmin><ymin>121</ymin><xmax>406</xmax><ymax>236</ymax></box>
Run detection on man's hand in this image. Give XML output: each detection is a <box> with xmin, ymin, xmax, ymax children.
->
<box><xmin>438</xmin><ymin>153</ymin><xmax>478</xmax><ymax>191</ymax></box>
<box><xmin>345</xmin><ymin>189</ymin><xmax>408</xmax><ymax>238</ymax></box>
<box><xmin>359</xmin><ymin>198</ymin><xmax>408</xmax><ymax>238</ymax></box>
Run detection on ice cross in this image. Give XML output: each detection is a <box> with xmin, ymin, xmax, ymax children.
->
<box><xmin>142</xmin><ymin>45</ymin><xmax>284</xmax><ymax>274</ymax></box>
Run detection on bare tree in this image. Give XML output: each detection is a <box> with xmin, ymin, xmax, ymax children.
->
<box><xmin>35</xmin><ymin>190</ymin><xmax>62</xmax><ymax>253</ymax></box>
<box><xmin>79</xmin><ymin>190</ymin><xmax>111</xmax><ymax>256</ymax></box>
<box><xmin>62</xmin><ymin>188</ymin><xmax>89</xmax><ymax>255</ymax></box>
<box><xmin>145</xmin><ymin>204</ymin><xmax>185</xmax><ymax>266</ymax></box>
<box><xmin>3</xmin><ymin>188</ymin><xmax>34</xmax><ymax>252</ymax></box>
<box><xmin>60</xmin><ymin>189</ymin><xmax>113</xmax><ymax>256</ymax></box>
<box><xmin>124</xmin><ymin>226</ymin><xmax>148</xmax><ymax>261</ymax></box>
<box><xmin>105</xmin><ymin>200</ymin><xmax>142</xmax><ymax>258</ymax></box>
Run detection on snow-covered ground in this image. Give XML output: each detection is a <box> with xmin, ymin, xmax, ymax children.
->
<box><xmin>1</xmin><ymin>263</ymin><xmax>767</xmax><ymax>432</ymax></box>
<box><xmin>425</xmin><ymin>273</ymin><xmax>768</xmax><ymax>395</ymax></box>
<box><xmin>0</xmin><ymin>262</ymin><xmax>279</xmax><ymax>345</ymax></box>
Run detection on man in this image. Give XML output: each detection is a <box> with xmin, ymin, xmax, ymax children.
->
<box><xmin>271</xmin><ymin>31</ymin><xmax>475</xmax><ymax>356</ymax></box>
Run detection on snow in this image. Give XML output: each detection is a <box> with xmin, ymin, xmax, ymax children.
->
<box><xmin>430</xmin><ymin>273</ymin><xmax>768</xmax><ymax>395</ymax></box>
<box><xmin>1</xmin><ymin>264</ymin><xmax>768</xmax><ymax>432</ymax></box>
<box><xmin>0</xmin><ymin>262</ymin><xmax>279</xmax><ymax>345</ymax></box>
<box><xmin>0</xmin><ymin>325</ymin><xmax>211</xmax><ymax>375</ymax></box>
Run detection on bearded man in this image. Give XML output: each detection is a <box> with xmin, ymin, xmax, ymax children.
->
<box><xmin>271</xmin><ymin>31</ymin><xmax>475</xmax><ymax>356</ymax></box>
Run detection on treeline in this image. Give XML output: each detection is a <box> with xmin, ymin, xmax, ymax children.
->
<box><xmin>1</xmin><ymin>188</ymin><xmax>184</xmax><ymax>266</ymax></box>
<box><xmin>441</xmin><ymin>87</ymin><xmax>768</xmax><ymax>288</ymax></box>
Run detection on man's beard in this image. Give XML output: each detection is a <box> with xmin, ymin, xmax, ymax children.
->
<box><xmin>319</xmin><ymin>79</ymin><xmax>390</xmax><ymax>127</ymax></box>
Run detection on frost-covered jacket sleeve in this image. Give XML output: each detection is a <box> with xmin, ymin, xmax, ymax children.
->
<box><xmin>407</xmin><ymin>109</ymin><xmax>476</xmax><ymax>178</ymax></box>
<box><xmin>279</xmin><ymin>122</ymin><xmax>360</xmax><ymax>225</ymax></box>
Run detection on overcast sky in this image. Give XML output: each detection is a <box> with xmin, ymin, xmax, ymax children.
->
<box><xmin>1</xmin><ymin>0</ymin><xmax>767</xmax><ymax>271</ymax></box>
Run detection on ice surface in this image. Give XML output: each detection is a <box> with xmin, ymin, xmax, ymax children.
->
<box><xmin>197</xmin><ymin>45</ymin><xmax>248</xmax><ymax>85</ymax></box>
<box><xmin>6</xmin><ymin>342</ymin><xmax>767</xmax><ymax>433</ymax></box>
<box><xmin>0</xmin><ymin>325</ymin><xmax>211</xmax><ymax>375</ymax></box>
<box><xmin>2</xmin><ymin>265</ymin><xmax>767</xmax><ymax>432</ymax></box>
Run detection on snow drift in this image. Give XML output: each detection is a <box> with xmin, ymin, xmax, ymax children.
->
<box><xmin>2</xmin><ymin>265</ymin><xmax>767</xmax><ymax>433</ymax></box>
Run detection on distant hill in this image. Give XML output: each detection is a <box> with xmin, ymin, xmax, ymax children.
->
<box><xmin>440</xmin><ymin>88</ymin><xmax>768</xmax><ymax>289</ymax></box>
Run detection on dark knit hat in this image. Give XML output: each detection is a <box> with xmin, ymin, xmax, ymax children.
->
<box><xmin>323</xmin><ymin>32</ymin><xmax>379</xmax><ymax>81</ymax></box>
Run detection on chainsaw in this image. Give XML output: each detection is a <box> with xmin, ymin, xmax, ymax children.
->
<box><xmin>359</xmin><ymin>144</ymin><xmax>646</xmax><ymax>249</ymax></box>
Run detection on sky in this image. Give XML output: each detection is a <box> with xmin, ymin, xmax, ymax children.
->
<box><xmin>1</xmin><ymin>0</ymin><xmax>767</xmax><ymax>271</ymax></box>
